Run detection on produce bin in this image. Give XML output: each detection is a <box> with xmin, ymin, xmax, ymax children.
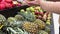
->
<box><xmin>0</xmin><ymin>5</ymin><xmax>29</xmax><ymax>18</ymax></box>
<box><xmin>0</xmin><ymin>5</ymin><xmax>54</xmax><ymax>34</ymax></box>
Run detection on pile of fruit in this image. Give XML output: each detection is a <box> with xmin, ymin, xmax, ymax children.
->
<box><xmin>0</xmin><ymin>0</ymin><xmax>21</xmax><ymax>10</ymax></box>
<box><xmin>0</xmin><ymin>6</ymin><xmax>52</xmax><ymax>34</ymax></box>
<box><xmin>19</xmin><ymin>6</ymin><xmax>51</xmax><ymax>25</ymax></box>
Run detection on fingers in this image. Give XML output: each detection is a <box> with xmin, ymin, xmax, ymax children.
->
<box><xmin>23</xmin><ymin>0</ymin><xmax>35</xmax><ymax>6</ymax></box>
<box><xmin>24</xmin><ymin>0</ymin><xmax>35</xmax><ymax>4</ymax></box>
<box><xmin>24</xmin><ymin>0</ymin><xmax>40</xmax><ymax>6</ymax></box>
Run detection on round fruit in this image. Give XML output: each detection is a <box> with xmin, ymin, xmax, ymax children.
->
<box><xmin>35</xmin><ymin>11</ymin><xmax>39</xmax><ymax>15</ymax></box>
<box><xmin>0</xmin><ymin>3</ymin><xmax>5</xmax><ymax>10</ymax></box>
<box><xmin>35</xmin><ymin>6</ymin><xmax>41</xmax><ymax>10</ymax></box>
<box><xmin>30</xmin><ymin>7</ymin><xmax>35</xmax><ymax>12</ymax></box>
<box><xmin>46</xmin><ymin>20</ymin><xmax>51</xmax><ymax>25</ymax></box>
<box><xmin>26</xmin><ymin>8</ymin><xmax>30</xmax><ymax>11</ymax></box>
<box><xmin>23</xmin><ymin>21</ymin><xmax>38</xmax><ymax>33</ymax></box>
<box><xmin>20</xmin><ymin>9</ymin><xmax>25</xmax><ymax>12</ymax></box>
<box><xmin>15</xmin><ymin>15</ymin><xmax>24</xmax><ymax>21</ymax></box>
<box><xmin>5</xmin><ymin>3</ymin><xmax>13</xmax><ymax>8</ymax></box>
<box><xmin>39</xmin><ymin>12</ymin><xmax>43</xmax><ymax>16</ymax></box>
<box><xmin>34</xmin><ymin>19</ymin><xmax>45</xmax><ymax>29</ymax></box>
<box><xmin>5</xmin><ymin>0</ymin><xmax>12</xmax><ymax>3</ymax></box>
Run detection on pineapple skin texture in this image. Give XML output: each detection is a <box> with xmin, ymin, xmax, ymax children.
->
<box><xmin>23</xmin><ymin>21</ymin><xmax>38</xmax><ymax>33</ymax></box>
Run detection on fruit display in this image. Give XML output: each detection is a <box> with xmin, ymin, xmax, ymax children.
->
<box><xmin>18</xmin><ymin>6</ymin><xmax>51</xmax><ymax>34</ymax></box>
<box><xmin>23</xmin><ymin>21</ymin><xmax>38</xmax><ymax>34</ymax></box>
<box><xmin>34</xmin><ymin>19</ymin><xmax>45</xmax><ymax>29</ymax></box>
<box><xmin>0</xmin><ymin>0</ymin><xmax>21</xmax><ymax>10</ymax></box>
<box><xmin>24</xmin><ymin>6</ymin><xmax>48</xmax><ymax>21</ymax></box>
<box><xmin>19</xmin><ymin>10</ymin><xmax>36</xmax><ymax>22</ymax></box>
<box><xmin>7</xmin><ymin>17</ymin><xmax>24</xmax><ymax>27</ymax></box>
<box><xmin>45</xmin><ymin>26</ymin><xmax>50</xmax><ymax>34</ymax></box>
<box><xmin>0</xmin><ymin>14</ymin><xmax>6</xmax><ymax>23</ymax></box>
<box><xmin>38</xmin><ymin>30</ymin><xmax>48</xmax><ymax>34</ymax></box>
<box><xmin>46</xmin><ymin>13</ymin><xmax>51</xmax><ymax>25</ymax></box>
<box><xmin>15</xmin><ymin>15</ymin><xmax>24</xmax><ymax>21</ymax></box>
<box><xmin>0</xmin><ymin>14</ymin><xmax>6</xmax><ymax>29</ymax></box>
<box><xmin>0</xmin><ymin>6</ymin><xmax>52</xmax><ymax>34</ymax></box>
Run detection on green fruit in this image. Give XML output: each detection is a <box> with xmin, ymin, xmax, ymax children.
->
<box><xmin>25</xmin><ymin>11</ymin><xmax>28</xmax><ymax>14</ymax></box>
<box><xmin>20</xmin><ymin>9</ymin><xmax>25</xmax><ymax>12</ymax></box>
<box><xmin>45</xmin><ymin>27</ymin><xmax>50</xmax><ymax>33</ymax></box>
<box><xmin>26</xmin><ymin>8</ymin><xmax>30</xmax><ymax>11</ymax></box>
<box><xmin>39</xmin><ymin>9</ymin><xmax>43</xmax><ymax>12</ymax></box>
<box><xmin>38</xmin><ymin>30</ymin><xmax>48</xmax><ymax>34</ymax></box>
<box><xmin>15</xmin><ymin>15</ymin><xmax>24</xmax><ymax>21</ymax></box>
<box><xmin>29</xmin><ymin>7</ymin><xmax>35</xmax><ymax>12</ymax></box>
<box><xmin>46</xmin><ymin>20</ymin><xmax>51</xmax><ymax>25</ymax></box>
<box><xmin>20</xmin><ymin>11</ymin><xmax>36</xmax><ymax>22</ymax></box>
<box><xmin>46</xmin><ymin>22</ymin><xmax>50</xmax><ymax>25</ymax></box>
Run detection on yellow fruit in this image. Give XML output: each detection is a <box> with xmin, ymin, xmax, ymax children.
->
<box><xmin>46</xmin><ymin>20</ymin><xmax>51</xmax><ymax>25</ymax></box>
<box><xmin>34</xmin><ymin>19</ymin><xmax>45</xmax><ymax>29</ymax></box>
<box><xmin>30</xmin><ymin>7</ymin><xmax>35</xmax><ymax>12</ymax></box>
<box><xmin>23</xmin><ymin>21</ymin><xmax>38</xmax><ymax>33</ymax></box>
<box><xmin>35</xmin><ymin>6</ymin><xmax>41</xmax><ymax>10</ymax></box>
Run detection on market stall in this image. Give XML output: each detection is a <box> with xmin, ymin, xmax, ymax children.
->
<box><xmin>0</xmin><ymin>0</ymin><xmax>59</xmax><ymax>34</ymax></box>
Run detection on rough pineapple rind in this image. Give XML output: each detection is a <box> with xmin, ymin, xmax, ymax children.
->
<box><xmin>34</xmin><ymin>19</ymin><xmax>45</xmax><ymax>29</ymax></box>
<box><xmin>23</xmin><ymin>21</ymin><xmax>38</xmax><ymax>34</ymax></box>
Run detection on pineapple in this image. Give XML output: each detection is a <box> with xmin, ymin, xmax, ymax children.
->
<box><xmin>34</xmin><ymin>19</ymin><xmax>45</xmax><ymax>29</ymax></box>
<box><xmin>23</xmin><ymin>21</ymin><xmax>38</xmax><ymax>34</ymax></box>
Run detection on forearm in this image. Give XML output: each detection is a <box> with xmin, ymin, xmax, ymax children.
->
<box><xmin>40</xmin><ymin>1</ymin><xmax>60</xmax><ymax>14</ymax></box>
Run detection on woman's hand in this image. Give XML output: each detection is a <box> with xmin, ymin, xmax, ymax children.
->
<box><xmin>24</xmin><ymin>0</ymin><xmax>41</xmax><ymax>6</ymax></box>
